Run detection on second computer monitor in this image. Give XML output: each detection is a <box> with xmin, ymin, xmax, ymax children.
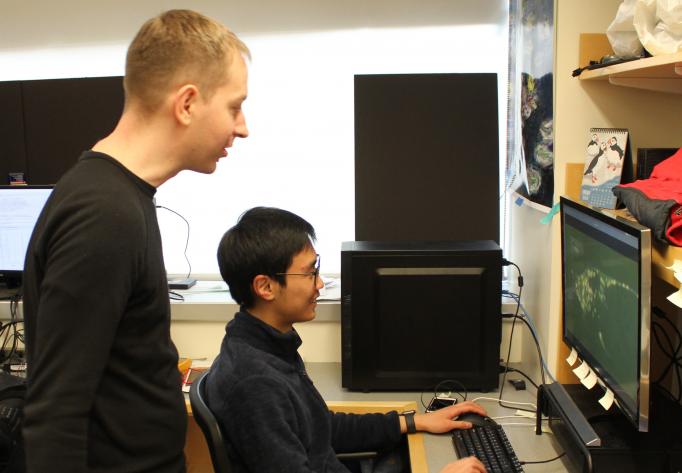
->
<box><xmin>0</xmin><ymin>185</ymin><xmax>53</xmax><ymax>288</ymax></box>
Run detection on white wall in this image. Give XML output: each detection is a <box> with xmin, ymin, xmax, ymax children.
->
<box><xmin>551</xmin><ymin>0</ymin><xmax>682</xmax><ymax>381</ymax></box>
<box><xmin>1</xmin><ymin>0</ymin><xmax>509</xmax><ymax>277</ymax></box>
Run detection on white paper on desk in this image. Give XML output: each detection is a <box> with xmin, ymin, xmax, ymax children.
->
<box><xmin>674</xmin><ymin>271</ymin><xmax>682</xmax><ymax>285</ymax></box>
<box><xmin>598</xmin><ymin>388</ymin><xmax>615</xmax><ymax>410</ymax></box>
<box><xmin>317</xmin><ymin>284</ymin><xmax>341</xmax><ymax>301</ymax></box>
<box><xmin>573</xmin><ymin>361</ymin><xmax>590</xmax><ymax>379</ymax></box>
<box><xmin>322</xmin><ymin>276</ymin><xmax>339</xmax><ymax>288</ymax></box>
<box><xmin>581</xmin><ymin>369</ymin><xmax>598</xmax><ymax>389</ymax></box>
<box><xmin>665</xmin><ymin>259</ymin><xmax>682</xmax><ymax>274</ymax></box>
<box><xmin>667</xmin><ymin>288</ymin><xmax>682</xmax><ymax>309</ymax></box>
<box><xmin>566</xmin><ymin>348</ymin><xmax>578</xmax><ymax>366</ymax></box>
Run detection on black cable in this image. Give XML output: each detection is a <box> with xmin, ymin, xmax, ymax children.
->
<box><xmin>521</xmin><ymin>451</ymin><xmax>566</xmax><ymax>465</ymax></box>
<box><xmin>503</xmin><ymin>313</ymin><xmax>546</xmax><ymax>386</ymax></box>
<box><xmin>652</xmin><ymin>321</ymin><xmax>680</xmax><ymax>385</ymax></box>
<box><xmin>502</xmin><ymin>290</ymin><xmax>551</xmax><ymax>384</ymax></box>
<box><xmin>419</xmin><ymin>390</ymin><xmax>429</xmax><ymax>410</ymax></box>
<box><xmin>500</xmin><ymin>365</ymin><xmax>539</xmax><ymax>390</ymax></box>
<box><xmin>497</xmin><ymin>260</ymin><xmax>549</xmax><ymax>414</ymax></box>
<box><xmin>433</xmin><ymin>379</ymin><xmax>467</xmax><ymax>402</ymax></box>
<box><xmin>498</xmin><ymin>263</ymin><xmax>533</xmax><ymax>412</ymax></box>
<box><xmin>420</xmin><ymin>379</ymin><xmax>468</xmax><ymax>411</ymax></box>
<box><xmin>498</xmin><ymin>322</ymin><xmax>535</xmax><ymax>414</ymax></box>
<box><xmin>156</xmin><ymin>205</ymin><xmax>192</xmax><ymax>279</ymax></box>
<box><xmin>0</xmin><ymin>292</ymin><xmax>24</xmax><ymax>366</ymax></box>
<box><xmin>653</xmin><ymin>306</ymin><xmax>682</xmax><ymax>344</ymax></box>
<box><xmin>651</xmin><ymin>308</ymin><xmax>682</xmax><ymax>401</ymax></box>
<box><xmin>655</xmin><ymin>382</ymin><xmax>679</xmax><ymax>403</ymax></box>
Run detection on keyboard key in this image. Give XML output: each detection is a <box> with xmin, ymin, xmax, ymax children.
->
<box><xmin>452</xmin><ymin>424</ymin><xmax>524</xmax><ymax>473</ymax></box>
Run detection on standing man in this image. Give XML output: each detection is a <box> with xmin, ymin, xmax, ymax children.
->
<box><xmin>207</xmin><ymin>207</ymin><xmax>487</xmax><ymax>473</ymax></box>
<box><xmin>22</xmin><ymin>10</ymin><xmax>249</xmax><ymax>473</ymax></box>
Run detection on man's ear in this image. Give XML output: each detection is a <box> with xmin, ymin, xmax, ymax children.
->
<box><xmin>173</xmin><ymin>84</ymin><xmax>200</xmax><ymax>126</ymax></box>
<box><xmin>252</xmin><ymin>274</ymin><xmax>277</xmax><ymax>302</ymax></box>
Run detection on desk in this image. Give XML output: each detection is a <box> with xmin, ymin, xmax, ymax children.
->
<box><xmin>185</xmin><ymin>362</ymin><xmax>574</xmax><ymax>473</ymax></box>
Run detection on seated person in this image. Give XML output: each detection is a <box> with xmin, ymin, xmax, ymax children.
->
<box><xmin>205</xmin><ymin>206</ymin><xmax>487</xmax><ymax>473</ymax></box>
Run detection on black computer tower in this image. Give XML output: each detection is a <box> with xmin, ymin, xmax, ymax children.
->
<box><xmin>341</xmin><ymin>240</ymin><xmax>502</xmax><ymax>392</ymax></box>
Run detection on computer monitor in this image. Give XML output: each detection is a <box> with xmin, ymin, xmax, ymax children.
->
<box><xmin>560</xmin><ymin>196</ymin><xmax>652</xmax><ymax>432</ymax></box>
<box><xmin>341</xmin><ymin>240</ymin><xmax>502</xmax><ymax>391</ymax></box>
<box><xmin>0</xmin><ymin>185</ymin><xmax>53</xmax><ymax>288</ymax></box>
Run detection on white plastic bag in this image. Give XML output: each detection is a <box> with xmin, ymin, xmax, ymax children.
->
<box><xmin>634</xmin><ymin>0</ymin><xmax>682</xmax><ymax>55</ymax></box>
<box><xmin>607</xmin><ymin>0</ymin><xmax>644</xmax><ymax>56</ymax></box>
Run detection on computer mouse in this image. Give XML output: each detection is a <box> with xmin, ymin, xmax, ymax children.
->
<box><xmin>455</xmin><ymin>412</ymin><xmax>496</xmax><ymax>428</ymax></box>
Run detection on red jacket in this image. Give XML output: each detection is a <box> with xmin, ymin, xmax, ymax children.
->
<box><xmin>613</xmin><ymin>147</ymin><xmax>682</xmax><ymax>246</ymax></box>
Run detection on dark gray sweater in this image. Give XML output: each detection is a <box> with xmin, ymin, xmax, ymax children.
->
<box><xmin>22</xmin><ymin>151</ymin><xmax>186</xmax><ymax>473</ymax></box>
<box><xmin>205</xmin><ymin>311</ymin><xmax>401</xmax><ymax>473</ymax></box>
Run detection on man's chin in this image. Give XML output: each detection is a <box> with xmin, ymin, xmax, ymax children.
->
<box><xmin>190</xmin><ymin>161</ymin><xmax>218</xmax><ymax>174</ymax></box>
<box><xmin>301</xmin><ymin>310</ymin><xmax>317</xmax><ymax>323</ymax></box>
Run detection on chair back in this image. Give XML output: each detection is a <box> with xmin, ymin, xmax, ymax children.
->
<box><xmin>189</xmin><ymin>372</ymin><xmax>233</xmax><ymax>473</ymax></box>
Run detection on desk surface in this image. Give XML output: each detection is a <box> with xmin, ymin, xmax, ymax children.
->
<box><xmin>305</xmin><ymin>362</ymin><xmax>575</xmax><ymax>473</ymax></box>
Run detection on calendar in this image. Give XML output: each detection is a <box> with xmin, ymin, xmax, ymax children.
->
<box><xmin>580</xmin><ymin>128</ymin><xmax>632</xmax><ymax>209</ymax></box>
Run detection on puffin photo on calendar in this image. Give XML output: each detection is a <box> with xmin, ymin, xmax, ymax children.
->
<box><xmin>580</xmin><ymin>128</ymin><xmax>630</xmax><ymax>209</ymax></box>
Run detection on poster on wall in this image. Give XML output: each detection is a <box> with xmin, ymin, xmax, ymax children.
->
<box><xmin>507</xmin><ymin>0</ymin><xmax>555</xmax><ymax>210</ymax></box>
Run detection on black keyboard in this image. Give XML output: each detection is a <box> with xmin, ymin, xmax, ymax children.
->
<box><xmin>452</xmin><ymin>424</ymin><xmax>524</xmax><ymax>473</ymax></box>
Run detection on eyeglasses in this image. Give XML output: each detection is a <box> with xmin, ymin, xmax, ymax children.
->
<box><xmin>276</xmin><ymin>254</ymin><xmax>321</xmax><ymax>286</ymax></box>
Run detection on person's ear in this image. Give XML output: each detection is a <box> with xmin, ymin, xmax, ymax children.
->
<box><xmin>252</xmin><ymin>274</ymin><xmax>277</xmax><ymax>302</ymax></box>
<box><xmin>173</xmin><ymin>84</ymin><xmax>200</xmax><ymax>126</ymax></box>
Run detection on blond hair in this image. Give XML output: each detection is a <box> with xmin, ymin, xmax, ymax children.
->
<box><xmin>124</xmin><ymin>9</ymin><xmax>250</xmax><ymax>113</ymax></box>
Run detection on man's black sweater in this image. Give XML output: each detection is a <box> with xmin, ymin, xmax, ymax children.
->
<box><xmin>22</xmin><ymin>152</ymin><xmax>186</xmax><ymax>473</ymax></box>
<box><xmin>205</xmin><ymin>311</ymin><xmax>402</xmax><ymax>473</ymax></box>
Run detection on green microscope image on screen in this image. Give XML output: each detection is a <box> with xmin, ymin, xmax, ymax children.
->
<box><xmin>564</xmin><ymin>224</ymin><xmax>639</xmax><ymax>403</ymax></box>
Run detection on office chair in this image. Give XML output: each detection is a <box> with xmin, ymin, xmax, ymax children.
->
<box><xmin>190</xmin><ymin>371</ymin><xmax>378</xmax><ymax>473</ymax></box>
<box><xmin>189</xmin><ymin>372</ymin><xmax>233</xmax><ymax>473</ymax></box>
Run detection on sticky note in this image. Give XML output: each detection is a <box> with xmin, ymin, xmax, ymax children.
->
<box><xmin>581</xmin><ymin>369</ymin><xmax>598</xmax><ymax>389</ymax></box>
<box><xmin>566</xmin><ymin>348</ymin><xmax>578</xmax><ymax>366</ymax></box>
<box><xmin>515</xmin><ymin>196</ymin><xmax>524</xmax><ymax>207</ymax></box>
<box><xmin>540</xmin><ymin>202</ymin><xmax>560</xmax><ymax>225</ymax></box>
<box><xmin>573</xmin><ymin>361</ymin><xmax>590</xmax><ymax>379</ymax></box>
<box><xmin>598</xmin><ymin>388</ymin><xmax>615</xmax><ymax>410</ymax></box>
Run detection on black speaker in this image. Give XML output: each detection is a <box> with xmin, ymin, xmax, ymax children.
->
<box><xmin>354</xmin><ymin>73</ymin><xmax>499</xmax><ymax>244</ymax></box>
<box><xmin>637</xmin><ymin>148</ymin><xmax>678</xmax><ymax>180</ymax></box>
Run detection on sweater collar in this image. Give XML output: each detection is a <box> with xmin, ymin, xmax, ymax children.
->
<box><xmin>79</xmin><ymin>150</ymin><xmax>157</xmax><ymax>197</ymax></box>
<box><xmin>227</xmin><ymin>310</ymin><xmax>303</xmax><ymax>363</ymax></box>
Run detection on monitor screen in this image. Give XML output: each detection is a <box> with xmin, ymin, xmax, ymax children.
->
<box><xmin>0</xmin><ymin>186</ymin><xmax>53</xmax><ymax>285</ymax></box>
<box><xmin>560</xmin><ymin>197</ymin><xmax>651</xmax><ymax>431</ymax></box>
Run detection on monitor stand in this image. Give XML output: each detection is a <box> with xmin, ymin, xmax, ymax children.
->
<box><xmin>537</xmin><ymin>382</ymin><xmax>682</xmax><ymax>473</ymax></box>
<box><xmin>0</xmin><ymin>280</ymin><xmax>21</xmax><ymax>300</ymax></box>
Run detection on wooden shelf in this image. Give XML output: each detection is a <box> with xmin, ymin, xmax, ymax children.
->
<box><xmin>578</xmin><ymin>33</ymin><xmax>682</xmax><ymax>94</ymax></box>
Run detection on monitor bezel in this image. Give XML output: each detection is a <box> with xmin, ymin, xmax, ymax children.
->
<box><xmin>0</xmin><ymin>185</ymin><xmax>54</xmax><ymax>285</ymax></box>
<box><xmin>560</xmin><ymin>196</ymin><xmax>651</xmax><ymax>432</ymax></box>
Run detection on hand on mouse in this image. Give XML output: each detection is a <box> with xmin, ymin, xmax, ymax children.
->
<box><xmin>409</xmin><ymin>401</ymin><xmax>487</xmax><ymax>434</ymax></box>
<box><xmin>439</xmin><ymin>456</ymin><xmax>487</xmax><ymax>473</ymax></box>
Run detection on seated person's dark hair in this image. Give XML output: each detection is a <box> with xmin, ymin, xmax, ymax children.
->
<box><xmin>217</xmin><ymin>206</ymin><xmax>316</xmax><ymax>308</ymax></box>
